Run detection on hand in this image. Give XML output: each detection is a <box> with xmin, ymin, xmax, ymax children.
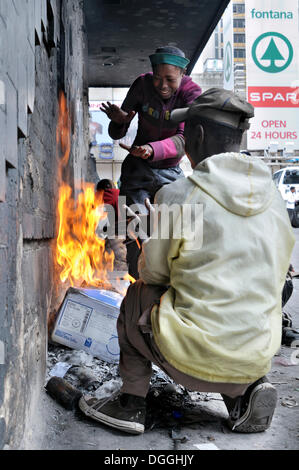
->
<box><xmin>100</xmin><ymin>102</ymin><xmax>135</xmax><ymax>125</ymax></box>
<box><xmin>119</xmin><ymin>143</ymin><xmax>153</xmax><ymax>159</ymax></box>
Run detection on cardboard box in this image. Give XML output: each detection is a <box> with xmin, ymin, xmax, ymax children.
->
<box><xmin>52</xmin><ymin>287</ymin><xmax>124</xmax><ymax>363</ymax></box>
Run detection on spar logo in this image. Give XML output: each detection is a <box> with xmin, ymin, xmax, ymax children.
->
<box><xmin>248</xmin><ymin>87</ymin><xmax>299</xmax><ymax>107</ymax></box>
<box><xmin>252</xmin><ymin>32</ymin><xmax>293</xmax><ymax>73</ymax></box>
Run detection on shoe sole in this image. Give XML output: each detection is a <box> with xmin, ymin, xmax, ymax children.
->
<box><xmin>229</xmin><ymin>383</ymin><xmax>277</xmax><ymax>433</ymax></box>
<box><xmin>78</xmin><ymin>396</ymin><xmax>144</xmax><ymax>435</ymax></box>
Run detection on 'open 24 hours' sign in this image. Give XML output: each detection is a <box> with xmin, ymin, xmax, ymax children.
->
<box><xmin>245</xmin><ymin>0</ymin><xmax>299</xmax><ymax>150</ymax></box>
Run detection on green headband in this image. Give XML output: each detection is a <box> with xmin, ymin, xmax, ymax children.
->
<box><xmin>149</xmin><ymin>53</ymin><xmax>190</xmax><ymax>69</ymax></box>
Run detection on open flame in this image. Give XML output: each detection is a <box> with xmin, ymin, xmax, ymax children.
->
<box><xmin>56</xmin><ymin>182</ymin><xmax>115</xmax><ymax>288</ymax></box>
<box><xmin>55</xmin><ymin>91</ymin><xmax>128</xmax><ymax>290</ymax></box>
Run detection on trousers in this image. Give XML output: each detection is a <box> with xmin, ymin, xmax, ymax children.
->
<box><xmin>117</xmin><ymin>280</ymin><xmax>250</xmax><ymax>399</ymax></box>
<box><xmin>119</xmin><ymin>155</ymin><xmax>184</xmax><ymax>207</ymax></box>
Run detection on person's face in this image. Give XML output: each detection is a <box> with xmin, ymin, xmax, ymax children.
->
<box><xmin>152</xmin><ymin>64</ymin><xmax>184</xmax><ymax>100</ymax></box>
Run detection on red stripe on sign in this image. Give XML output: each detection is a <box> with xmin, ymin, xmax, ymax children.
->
<box><xmin>248</xmin><ymin>87</ymin><xmax>299</xmax><ymax>108</ymax></box>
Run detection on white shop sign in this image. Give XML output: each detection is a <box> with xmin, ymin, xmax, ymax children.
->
<box><xmin>245</xmin><ymin>0</ymin><xmax>299</xmax><ymax>150</ymax></box>
<box><xmin>223</xmin><ymin>2</ymin><xmax>234</xmax><ymax>90</ymax></box>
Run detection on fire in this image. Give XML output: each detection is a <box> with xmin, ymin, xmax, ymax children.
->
<box><xmin>56</xmin><ymin>92</ymin><xmax>71</xmax><ymax>182</ymax></box>
<box><xmin>55</xmin><ymin>91</ymin><xmax>116</xmax><ymax>289</ymax></box>
<box><xmin>56</xmin><ymin>182</ymin><xmax>115</xmax><ymax>288</ymax></box>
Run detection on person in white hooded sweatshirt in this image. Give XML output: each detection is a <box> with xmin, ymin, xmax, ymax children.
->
<box><xmin>79</xmin><ymin>89</ymin><xmax>295</xmax><ymax>435</ymax></box>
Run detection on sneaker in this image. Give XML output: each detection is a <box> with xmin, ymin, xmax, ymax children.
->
<box><xmin>79</xmin><ymin>392</ymin><xmax>146</xmax><ymax>435</ymax></box>
<box><xmin>224</xmin><ymin>377</ymin><xmax>277</xmax><ymax>433</ymax></box>
<box><xmin>282</xmin><ymin>326</ymin><xmax>299</xmax><ymax>347</ymax></box>
<box><xmin>282</xmin><ymin>311</ymin><xmax>293</xmax><ymax>328</ymax></box>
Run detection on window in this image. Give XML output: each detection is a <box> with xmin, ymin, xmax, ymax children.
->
<box><xmin>234</xmin><ymin>49</ymin><xmax>246</xmax><ymax>58</ymax></box>
<box><xmin>273</xmin><ymin>171</ymin><xmax>283</xmax><ymax>187</ymax></box>
<box><xmin>283</xmin><ymin>170</ymin><xmax>299</xmax><ymax>185</ymax></box>
<box><xmin>233</xmin><ymin>3</ymin><xmax>245</xmax><ymax>14</ymax></box>
<box><xmin>233</xmin><ymin>18</ymin><xmax>245</xmax><ymax>28</ymax></box>
<box><xmin>234</xmin><ymin>33</ymin><xmax>245</xmax><ymax>43</ymax></box>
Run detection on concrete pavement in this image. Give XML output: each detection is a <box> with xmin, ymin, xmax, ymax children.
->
<box><xmin>19</xmin><ymin>229</ymin><xmax>299</xmax><ymax>451</ymax></box>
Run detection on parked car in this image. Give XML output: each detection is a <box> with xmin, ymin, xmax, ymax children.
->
<box><xmin>273</xmin><ymin>167</ymin><xmax>299</xmax><ymax>227</ymax></box>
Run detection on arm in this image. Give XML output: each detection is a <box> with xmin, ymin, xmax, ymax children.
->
<box><xmin>138</xmin><ymin>221</ymin><xmax>172</xmax><ymax>286</ymax></box>
<box><xmin>108</xmin><ymin>114</ymin><xmax>132</xmax><ymax>141</ymax></box>
<box><xmin>138</xmin><ymin>179</ymin><xmax>201</xmax><ymax>285</ymax></box>
<box><xmin>148</xmin><ymin>80</ymin><xmax>202</xmax><ymax>163</ymax></box>
<box><xmin>148</xmin><ymin>122</ymin><xmax>185</xmax><ymax>163</ymax></box>
<box><xmin>138</xmin><ymin>187</ymin><xmax>180</xmax><ymax>285</ymax></box>
<box><xmin>107</xmin><ymin>76</ymin><xmax>143</xmax><ymax>140</ymax></box>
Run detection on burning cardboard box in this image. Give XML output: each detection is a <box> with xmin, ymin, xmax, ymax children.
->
<box><xmin>52</xmin><ymin>287</ymin><xmax>124</xmax><ymax>363</ymax></box>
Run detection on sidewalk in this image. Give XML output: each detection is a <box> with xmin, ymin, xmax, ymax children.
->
<box><xmin>20</xmin><ymin>231</ymin><xmax>299</xmax><ymax>451</ymax></box>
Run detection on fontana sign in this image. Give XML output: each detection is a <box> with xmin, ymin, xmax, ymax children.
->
<box><xmin>250</xmin><ymin>9</ymin><xmax>293</xmax><ymax>19</ymax></box>
<box><xmin>245</xmin><ymin>0</ymin><xmax>299</xmax><ymax>151</ymax></box>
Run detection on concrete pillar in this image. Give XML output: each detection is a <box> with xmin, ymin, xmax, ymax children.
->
<box><xmin>0</xmin><ymin>0</ymin><xmax>91</xmax><ymax>449</ymax></box>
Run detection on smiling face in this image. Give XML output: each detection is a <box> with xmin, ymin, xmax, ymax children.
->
<box><xmin>152</xmin><ymin>64</ymin><xmax>184</xmax><ymax>100</ymax></box>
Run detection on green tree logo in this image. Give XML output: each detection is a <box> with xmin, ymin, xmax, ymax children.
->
<box><xmin>252</xmin><ymin>32</ymin><xmax>293</xmax><ymax>73</ymax></box>
<box><xmin>224</xmin><ymin>41</ymin><xmax>232</xmax><ymax>82</ymax></box>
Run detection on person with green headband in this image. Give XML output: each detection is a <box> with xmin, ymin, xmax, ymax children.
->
<box><xmin>100</xmin><ymin>46</ymin><xmax>202</xmax><ymax>278</ymax></box>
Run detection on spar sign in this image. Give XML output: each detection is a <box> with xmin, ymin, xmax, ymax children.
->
<box><xmin>245</xmin><ymin>0</ymin><xmax>299</xmax><ymax>150</ymax></box>
<box><xmin>223</xmin><ymin>2</ymin><xmax>234</xmax><ymax>90</ymax></box>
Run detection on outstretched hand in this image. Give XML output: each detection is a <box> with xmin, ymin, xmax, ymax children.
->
<box><xmin>100</xmin><ymin>102</ymin><xmax>135</xmax><ymax>125</ymax></box>
<box><xmin>119</xmin><ymin>142</ymin><xmax>153</xmax><ymax>159</ymax></box>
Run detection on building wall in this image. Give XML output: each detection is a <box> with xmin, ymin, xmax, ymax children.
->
<box><xmin>0</xmin><ymin>0</ymin><xmax>92</xmax><ymax>449</ymax></box>
<box><xmin>191</xmin><ymin>71</ymin><xmax>224</xmax><ymax>94</ymax></box>
<box><xmin>219</xmin><ymin>0</ymin><xmax>246</xmax><ymax>94</ymax></box>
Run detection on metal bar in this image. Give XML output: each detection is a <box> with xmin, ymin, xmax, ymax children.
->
<box><xmin>265</xmin><ymin>162</ymin><xmax>299</xmax><ymax>166</ymax></box>
<box><xmin>261</xmin><ymin>156</ymin><xmax>299</xmax><ymax>160</ymax></box>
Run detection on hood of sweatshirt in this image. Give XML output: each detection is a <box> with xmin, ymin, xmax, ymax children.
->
<box><xmin>188</xmin><ymin>152</ymin><xmax>275</xmax><ymax>217</ymax></box>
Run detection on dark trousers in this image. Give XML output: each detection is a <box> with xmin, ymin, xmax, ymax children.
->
<box><xmin>117</xmin><ymin>280</ymin><xmax>250</xmax><ymax>399</ymax></box>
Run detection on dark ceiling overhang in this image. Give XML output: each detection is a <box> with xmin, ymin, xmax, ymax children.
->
<box><xmin>84</xmin><ymin>0</ymin><xmax>230</xmax><ymax>87</ymax></box>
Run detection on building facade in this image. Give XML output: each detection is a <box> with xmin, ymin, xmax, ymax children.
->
<box><xmin>0</xmin><ymin>0</ymin><xmax>94</xmax><ymax>449</ymax></box>
<box><xmin>193</xmin><ymin>1</ymin><xmax>246</xmax><ymax>96</ymax></box>
<box><xmin>220</xmin><ymin>0</ymin><xmax>246</xmax><ymax>96</ymax></box>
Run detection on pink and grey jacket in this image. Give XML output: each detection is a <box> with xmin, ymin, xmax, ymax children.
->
<box><xmin>108</xmin><ymin>73</ymin><xmax>202</xmax><ymax>169</ymax></box>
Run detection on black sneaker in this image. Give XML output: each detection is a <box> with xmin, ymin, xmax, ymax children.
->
<box><xmin>223</xmin><ymin>377</ymin><xmax>277</xmax><ymax>433</ymax></box>
<box><xmin>79</xmin><ymin>392</ymin><xmax>146</xmax><ymax>435</ymax></box>
<box><xmin>282</xmin><ymin>326</ymin><xmax>299</xmax><ymax>347</ymax></box>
